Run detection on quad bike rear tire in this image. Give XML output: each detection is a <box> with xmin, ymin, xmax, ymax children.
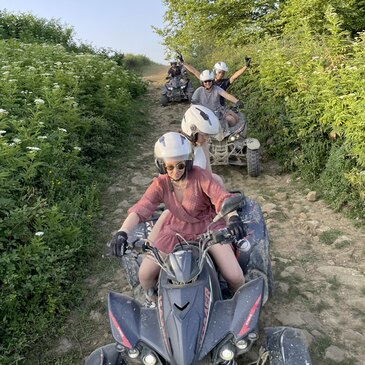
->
<box><xmin>160</xmin><ymin>94</ymin><xmax>169</xmax><ymax>107</ymax></box>
<box><xmin>247</xmin><ymin>148</ymin><xmax>260</xmax><ymax>177</ymax></box>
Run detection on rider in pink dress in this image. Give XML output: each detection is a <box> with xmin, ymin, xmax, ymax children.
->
<box><xmin>110</xmin><ymin>132</ymin><xmax>245</xmax><ymax>304</ymax></box>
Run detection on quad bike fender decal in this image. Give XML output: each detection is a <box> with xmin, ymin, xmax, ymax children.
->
<box><xmin>108</xmin><ymin>292</ymin><xmax>169</xmax><ymax>359</ymax></box>
<box><xmin>109</xmin><ymin>310</ymin><xmax>132</xmax><ymax>349</ymax></box>
<box><xmin>238</xmin><ymin>293</ymin><xmax>262</xmax><ymax>336</ymax></box>
<box><xmin>246</xmin><ymin>138</ymin><xmax>260</xmax><ymax>150</ymax></box>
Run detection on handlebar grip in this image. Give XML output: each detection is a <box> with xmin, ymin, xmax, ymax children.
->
<box><xmin>212</xmin><ymin>228</ymin><xmax>232</xmax><ymax>243</ymax></box>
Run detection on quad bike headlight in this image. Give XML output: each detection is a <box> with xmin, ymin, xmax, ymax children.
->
<box><xmin>235</xmin><ymin>339</ymin><xmax>248</xmax><ymax>350</ymax></box>
<box><xmin>219</xmin><ymin>346</ymin><xmax>235</xmax><ymax>361</ymax></box>
<box><xmin>128</xmin><ymin>348</ymin><xmax>140</xmax><ymax>359</ymax></box>
<box><xmin>143</xmin><ymin>353</ymin><xmax>157</xmax><ymax>365</ymax></box>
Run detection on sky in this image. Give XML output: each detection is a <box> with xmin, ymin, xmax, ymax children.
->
<box><xmin>0</xmin><ymin>0</ymin><xmax>168</xmax><ymax>64</ymax></box>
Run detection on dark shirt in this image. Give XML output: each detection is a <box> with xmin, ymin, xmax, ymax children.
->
<box><xmin>214</xmin><ymin>78</ymin><xmax>231</xmax><ymax>105</ymax></box>
<box><xmin>168</xmin><ymin>66</ymin><xmax>182</xmax><ymax>78</ymax></box>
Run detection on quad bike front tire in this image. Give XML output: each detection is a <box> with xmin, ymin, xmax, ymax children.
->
<box><xmin>247</xmin><ymin>148</ymin><xmax>260</xmax><ymax>177</ymax></box>
<box><xmin>160</xmin><ymin>94</ymin><xmax>169</xmax><ymax>107</ymax></box>
<box><xmin>121</xmin><ymin>254</ymin><xmax>140</xmax><ymax>288</ymax></box>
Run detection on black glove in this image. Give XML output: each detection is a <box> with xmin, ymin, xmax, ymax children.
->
<box><xmin>228</xmin><ymin>216</ymin><xmax>246</xmax><ymax>240</ymax></box>
<box><xmin>109</xmin><ymin>231</ymin><xmax>128</xmax><ymax>257</ymax></box>
<box><xmin>245</xmin><ymin>57</ymin><xmax>251</xmax><ymax>67</ymax></box>
<box><xmin>177</xmin><ymin>52</ymin><xmax>184</xmax><ymax>63</ymax></box>
<box><xmin>235</xmin><ymin>100</ymin><xmax>244</xmax><ymax>109</ymax></box>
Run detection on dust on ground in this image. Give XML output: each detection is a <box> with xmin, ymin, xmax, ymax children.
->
<box><xmin>34</xmin><ymin>68</ymin><xmax>365</xmax><ymax>365</ymax></box>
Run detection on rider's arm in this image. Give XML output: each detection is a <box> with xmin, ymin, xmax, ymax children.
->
<box><xmin>182</xmin><ymin>62</ymin><xmax>200</xmax><ymax>79</ymax></box>
<box><xmin>118</xmin><ymin>212</ymin><xmax>140</xmax><ymax>235</ymax></box>
<box><xmin>191</xmin><ymin>87</ymin><xmax>202</xmax><ymax>105</ymax></box>
<box><xmin>229</xmin><ymin>65</ymin><xmax>248</xmax><ymax>84</ymax></box>
<box><xmin>219</xmin><ymin>88</ymin><xmax>239</xmax><ymax>104</ymax></box>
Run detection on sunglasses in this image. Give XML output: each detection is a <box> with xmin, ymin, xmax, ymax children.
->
<box><xmin>203</xmin><ymin>80</ymin><xmax>213</xmax><ymax>84</ymax></box>
<box><xmin>165</xmin><ymin>162</ymin><xmax>186</xmax><ymax>172</ymax></box>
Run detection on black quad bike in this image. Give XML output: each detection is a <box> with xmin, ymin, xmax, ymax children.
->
<box><xmin>210</xmin><ymin>109</ymin><xmax>261</xmax><ymax>177</ymax></box>
<box><xmin>85</xmin><ymin>195</ymin><xmax>312</xmax><ymax>365</ymax></box>
<box><xmin>160</xmin><ymin>72</ymin><xmax>194</xmax><ymax>106</ymax></box>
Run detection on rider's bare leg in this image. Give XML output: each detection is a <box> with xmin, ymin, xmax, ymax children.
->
<box><xmin>139</xmin><ymin>211</ymin><xmax>169</xmax><ymax>303</ymax></box>
<box><xmin>138</xmin><ymin>254</ymin><xmax>161</xmax><ymax>294</ymax></box>
<box><xmin>209</xmin><ymin>244</ymin><xmax>245</xmax><ymax>292</ymax></box>
<box><xmin>148</xmin><ymin>209</ymin><xmax>169</xmax><ymax>243</ymax></box>
<box><xmin>225</xmin><ymin>110</ymin><xmax>239</xmax><ymax>127</ymax></box>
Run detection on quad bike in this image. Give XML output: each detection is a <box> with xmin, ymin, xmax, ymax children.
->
<box><xmin>160</xmin><ymin>72</ymin><xmax>194</xmax><ymax>106</ymax></box>
<box><xmin>209</xmin><ymin>109</ymin><xmax>261</xmax><ymax>177</ymax></box>
<box><xmin>86</xmin><ymin>195</ymin><xmax>312</xmax><ymax>365</ymax></box>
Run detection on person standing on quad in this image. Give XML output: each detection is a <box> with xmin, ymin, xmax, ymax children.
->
<box><xmin>191</xmin><ymin>70</ymin><xmax>242</xmax><ymax>127</ymax></box>
<box><xmin>109</xmin><ymin>132</ymin><xmax>245</xmax><ymax>306</ymax></box>
<box><xmin>178</xmin><ymin>52</ymin><xmax>251</xmax><ymax>96</ymax></box>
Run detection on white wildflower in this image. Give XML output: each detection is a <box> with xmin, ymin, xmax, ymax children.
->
<box><xmin>35</xmin><ymin>231</ymin><xmax>44</xmax><ymax>237</ymax></box>
<box><xmin>13</xmin><ymin>138</ymin><xmax>21</xmax><ymax>143</ymax></box>
<box><xmin>34</xmin><ymin>98</ymin><xmax>45</xmax><ymax>105</ymax></box>
<box><xmin>1</xmin><ymin>65</ymin><xmax>11</xmax><ymax>70</ymax></box>
<box><xmin>0</xmin><ymin>108</ymin><xmax>9</xmax><ymax>115</ymax></box>
<box><xmin>54</xmin><ymin>61</ymin><xmax>62</xmax><ymax>66</ymax></box>
<box><xmin>73</xmin><ymin>146</ymin><xmax>81</xmax><ymax>151</ymax></box>
<box><xmin>58</xmin><ymin>128</ymin><xmax>67</xmax><ymax>133</ymax></box>
<box><xmin>26</xmin><ymin>146</ymin><xmax>41</xmax><ymax>151</ymax></box>
<box><xmin>0</xmin><ymin>130</ymin><xmax>6</xmax><ymax>135</ymax></box>
<box><xmin>311</xmin><ymin>56</ymin><xmax>320</xmax><ymax>60</ymax></box>
<box><xmin>286</xmin><ymin>61</ymin><xmax>292</xmax><ymax>65</ymax></box>
<box><xmin>37</xmin><ymin>135</ymin><xmax>48</xmax><ymax>139</ymax></box>
<box><xmin>2</xmin><ymin>71</ymin><xmax>10</xmax><ymax>75</ymax></box>
<box><xmin>9</xmin><ymin>79</ymin><xmax>17</xmax><ymax>83</ymax></box>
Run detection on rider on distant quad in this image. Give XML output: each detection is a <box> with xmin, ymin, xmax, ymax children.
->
<box><xmin>166</xmin><ymin>59</ymin><xmax>187</xmax><ymax>79</ymax></box>
<box><xmin>191</xmin><ymin>70</ymin><xmax>243</xmax><ymax>128</ymax></box>
<box><xmin>178</xmin><ymin>52</ymin><xmax>251</xmax><ymax>102</ymax></box>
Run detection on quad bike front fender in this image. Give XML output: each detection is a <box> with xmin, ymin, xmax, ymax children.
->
<box><xmin>246</xmin><ymin>137</ymin><xmax>260</xmax><ymax>150</ymax></box>
<box><xmin>85</xmin><ymin>343</ymin><xmax>123</xmax><ymax>365</ymax></box>
<box><xmin>264</xmin><ymin>327</ymin><xmax>313</xmax><ymax>365</ymax></box>
<box><xmin>199</xmin><ymin>277</ymin><xmax>264</xmax><ymax>360</ymax></box>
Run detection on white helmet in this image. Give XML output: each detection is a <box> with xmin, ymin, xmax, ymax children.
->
<box><xmin>170</xmin><ymin>59</ymin><xmax>177</xmax><ymax>65</ymax></box>
<box><xmin>199</xmin><ymin>69</ymin><xmax>214</xmax><ymax>82</ymax></box>
<box><xmin>154</xmin><ymin>132</ymin><xmax>193</xmax><ymax>173</ymax></box>
<box><xmin>181</xmin><ymin>105</ymin><xmax>219</xmax><ymax>140</ymax></box>
<box><xmin>213</xmin><ymin>61</ymin><xmax>228</xmax><ymax>73</ymax></box>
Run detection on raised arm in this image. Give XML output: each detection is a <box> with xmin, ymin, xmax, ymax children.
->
<box><xmin>229</xmin><ymin>57</ymin><xmax>251</xmax><ymax>84</ymax></box>
<box><xmin>183</xmin><ymin>62</ymin><xmax>201</xmax><ymax>79</ymax></box>
<box><xmin>229</xmin><ymin>65</ymin><xmax>248</xmax><ymax>84</ymax></box>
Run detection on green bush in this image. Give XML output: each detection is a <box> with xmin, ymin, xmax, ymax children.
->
<box><xmin>0</xmin><ymin>35</ymin><xmax>146</xmax><ymax>362</ymax></box>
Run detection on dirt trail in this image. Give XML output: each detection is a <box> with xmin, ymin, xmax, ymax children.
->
<box><xmin>45</xmin><ymin>71</ymin><xmax>365</xmax><ymax>365</ymax></box>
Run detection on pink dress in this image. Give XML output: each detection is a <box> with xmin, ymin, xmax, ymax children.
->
<box><xmin>128</xmin><ymin>167</ymin><xmax>232</xmax><ymax>253</ymax></box>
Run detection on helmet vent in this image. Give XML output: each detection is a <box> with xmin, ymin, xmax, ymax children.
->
<box><xmin>195</xmin><ymin>107</ymin><xmax>211</xmax><ymax>125</ymax></box>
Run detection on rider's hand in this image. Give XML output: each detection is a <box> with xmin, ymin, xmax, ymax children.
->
<box><xmin>245</xmin><ymin>57</ymin><xmax>251</xmax><ymax>67</ymax></box>
<box><xmin>109</xmin><ymin>231</ymin><xmax>128</xmax><ymax>257</ymax></box>
<box><xmin>177</xmin><ymin>52</ymin><xmax>184</xmax><ymax>63</ymax></box>
<box><xmin>228</xmin><ymin>216</ymin><xmax>246</xmax><ymax>240</ymax></box>
<box><xmin>235</xmin><ymin>100</ymin><xmax>244</xmax><ymax>109</ymax></box>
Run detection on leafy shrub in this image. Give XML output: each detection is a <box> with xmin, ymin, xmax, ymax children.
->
<box><xmin>0</xmin><ymin>35</ymin><xmax>146</xmax><ymax>362</ymax></box>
